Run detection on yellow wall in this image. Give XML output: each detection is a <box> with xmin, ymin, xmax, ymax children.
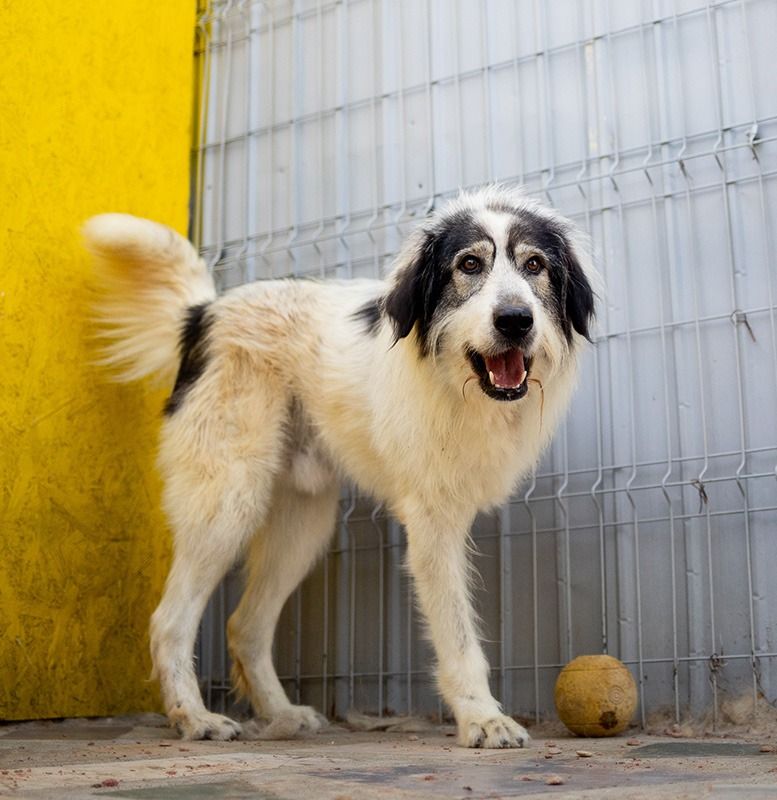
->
<box><xmin>0</xmin><ymin>1</ymin><xmax>197</xmax><ymax>719</ymax></box>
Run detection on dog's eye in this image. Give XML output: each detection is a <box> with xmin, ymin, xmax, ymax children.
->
<box><xmin>525</xmin><ymin>256</ymin><xmax>543</xmax><ymax>273</ymax></box>
<box><xmin>460</xmin><ymin>256</ymin><xmax>482</xmax><ymax>274</ymax></box>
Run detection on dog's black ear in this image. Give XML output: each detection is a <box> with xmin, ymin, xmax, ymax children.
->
<box><xmin>562</xmin><ymin>245</ymin><xmax>595</xmax><ymax>342</ymax></box>
<box><xmin>383</xmin><ymin>232</ymin><xmax>438</xmax><ymax>350</ymax></box>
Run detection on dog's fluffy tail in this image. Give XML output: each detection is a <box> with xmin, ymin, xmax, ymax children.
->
<box><xmin>84</xmin><ymin>213</ymin><xmax>216</xmax><ymax>384</ymax></box>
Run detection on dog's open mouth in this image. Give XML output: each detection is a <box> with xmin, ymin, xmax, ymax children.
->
<box><xmin>467</xmin><ymin>348</ymin><xmax>533</xmax><ymax>401</ymax></box>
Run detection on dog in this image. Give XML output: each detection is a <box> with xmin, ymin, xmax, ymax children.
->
<box><xmin>84</xmin><ymin>185</ymin><xmax>596</xmax><ymax>748</ymax></box>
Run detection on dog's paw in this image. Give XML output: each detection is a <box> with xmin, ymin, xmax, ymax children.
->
<box><xmin>171</xmin><ymin>709</ymin><xmax>242</xmax><ymax>741</ymax></box>
<box><xmin>244</xmin><ymin>705</ymin><xmax>327</xmax><ymax>740</ymax></box>
<box><xmin>459</xmin><ymin>714</ymin><xmax>529</xmax><ymax>749</ymax></box>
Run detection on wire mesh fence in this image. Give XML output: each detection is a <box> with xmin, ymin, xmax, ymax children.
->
<box><xmin>193</xmin><ymin>0</ymin><xmax>777</xmax><ymax>726</ymax></box>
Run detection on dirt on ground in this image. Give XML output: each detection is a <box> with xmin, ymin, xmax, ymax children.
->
<box><xmin>1</xmin><ymin>711</ymin><xmax>775</xmax><ymax>799</ymax></box>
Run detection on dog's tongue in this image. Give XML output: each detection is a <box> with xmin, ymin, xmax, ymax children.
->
<box><xmin>485</xmin><ymin>350</ymin><xmax>525</xmax><ymax>388</ymax></box>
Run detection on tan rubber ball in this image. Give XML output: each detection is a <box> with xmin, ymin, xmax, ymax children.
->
<box><xmin>554</xmin><ymin>655</ymin><xmax>638</xmax><ymax>737</ymax></box>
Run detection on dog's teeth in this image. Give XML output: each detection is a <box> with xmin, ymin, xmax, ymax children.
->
<box><xmin>519</xmin><ymin>370</ymin><xmax>527</xmax><ymax>385</ymax></box>
<box><xmin>488</xmin><ymin>370</ymin><xmax>495</xmax><ymax>385</ymax></box>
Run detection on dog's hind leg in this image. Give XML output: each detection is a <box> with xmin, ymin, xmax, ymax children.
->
<box><xmin>151</xmin><ymin>519</ymin><xmax>250</xmax><ymax>741</ymax></box>
<box><xmin>150</xmin><ymin>390</ymin><xmax>288</xmax><ymax>741</ymax></box>
<box><xmin>227</xmin><ymin>478</ymin><xmax>339</xmax><ymax>739</ymax></box>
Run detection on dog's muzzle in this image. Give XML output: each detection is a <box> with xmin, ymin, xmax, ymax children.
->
<box><xmin>460</xmin><ymin>305</ymin><xmax>535</xmax><ymax>401</ymax></box>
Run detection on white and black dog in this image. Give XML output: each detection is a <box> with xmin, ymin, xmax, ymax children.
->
<box><xmin>85</xmin><ymin>185</ymin><xmax>595</xmax><ymax>748</ymax></box>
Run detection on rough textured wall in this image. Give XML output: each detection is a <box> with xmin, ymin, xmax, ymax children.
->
<box><xmin>0</xmin><ymin>1</ymin><xmax>196</xmax><ymax>719</ymax></box>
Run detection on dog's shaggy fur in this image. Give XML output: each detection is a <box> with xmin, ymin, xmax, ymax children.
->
<box><xmin>85</xmin><ymin>186</ymin><xmax>596</xmax><ymax>748</ymax></box>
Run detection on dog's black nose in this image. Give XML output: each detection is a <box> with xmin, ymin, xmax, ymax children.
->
<box><xmin>493</xmin><ymin>305</ymin><xmax>534</xmax><ymax>340</ymax></box>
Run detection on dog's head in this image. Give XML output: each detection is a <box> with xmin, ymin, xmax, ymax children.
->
<box><xmin>384</xmin><ymin>186</ymin><xmax>596</xmax><ymax>401</ymax></box>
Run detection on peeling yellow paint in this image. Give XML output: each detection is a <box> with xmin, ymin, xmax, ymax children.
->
<box><xmin>0</xmin><ymin>1</ymin><xmax>197</xmax><ymax>719</ymax></box>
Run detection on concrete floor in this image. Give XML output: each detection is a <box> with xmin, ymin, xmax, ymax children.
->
<box><xmin>1</xmin><ymin>715</ymin><xmax>776</xmax><ymax>799</ymax></box>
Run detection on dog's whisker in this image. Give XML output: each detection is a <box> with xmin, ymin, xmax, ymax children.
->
<box><xmin>527</xmin><ymin>377</ymin><xmax>545</xmax><ymax>433</ymax></box>
<box><xmin>461</xmin><ymin>375</ymin><xmax>478</xmax><ymax>402</ymax></box>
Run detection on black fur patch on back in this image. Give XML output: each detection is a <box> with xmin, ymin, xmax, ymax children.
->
<box><xmin>164</xmin><ymin>303</ymin><xmax>214</xmax><ymax>415</ymax></box>
<box><xmin>353</xmin><ymin>298</ymin><xmax>382</xmax><ymax>335</ymax></box>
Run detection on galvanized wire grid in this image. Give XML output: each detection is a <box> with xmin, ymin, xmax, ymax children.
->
<box><xmin>193</xmin><ymin>0</ymin><xmax>777</xmax><ymax>726</ymax></box>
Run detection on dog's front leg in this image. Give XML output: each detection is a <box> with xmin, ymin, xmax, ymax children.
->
<box><xmin>404</xmin><ymin>511</ymin><xmax>529</xmax><ymax>749</ymax></box>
